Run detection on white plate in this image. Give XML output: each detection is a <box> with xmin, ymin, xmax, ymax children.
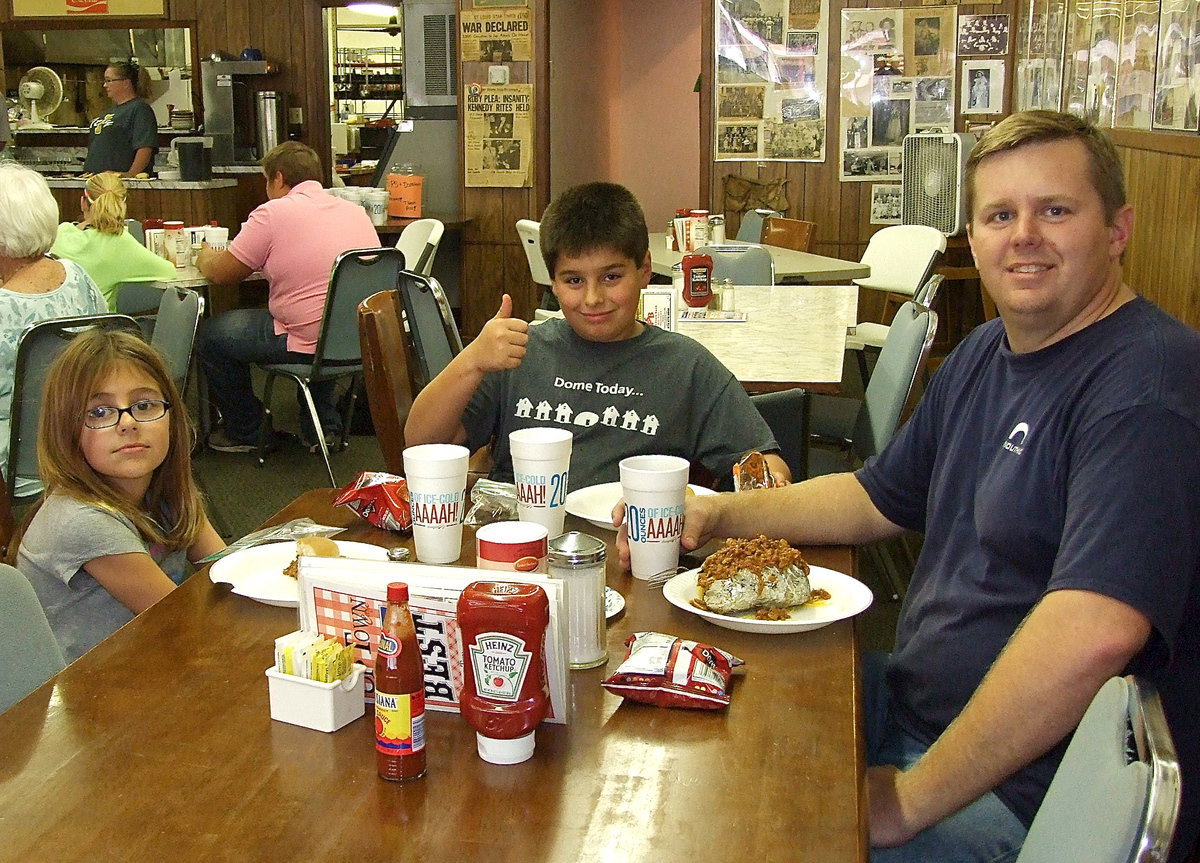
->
<box><xmin>565</xmin><ymin>482</ymin><xmax>716</xmax><ymax>531</ymax></box>
<box><xmin>209</xmin><ymin>540</ymin><xmax>390</xmax><ymax>607</ymax></box>
<box><xmin>605</xmin><ymin>586</ymin><xmax>624</xmax><ymax>620</ymax></box>
<box><xmin>662</xmin><ymin>565</ymin><xmax>873</xmax><ymax>634</ymax></box>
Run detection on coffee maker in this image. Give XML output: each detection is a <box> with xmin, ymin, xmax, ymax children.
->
<box><xmin>200</xmin><ymin>59</ymin><xmax>281</xmax><ymax>166</ymax></box>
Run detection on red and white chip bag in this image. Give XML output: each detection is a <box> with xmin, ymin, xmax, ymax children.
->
<box><xmin>333</xmin><ymin>471</ymin><xmax>412</xmax><ymax>531</ymax></box>
<box><xmin>601</xmin><ymin>631</ymin><xmax>744</xmax><ymax>709</ymax></box>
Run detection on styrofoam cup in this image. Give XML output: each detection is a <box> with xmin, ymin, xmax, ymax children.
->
<box><xmin>619</xmin><ymin>454</ymin><xmax>689</xmax><ymax>579</ymax></box>
<box><xmin>205</xmin><ymin>225</ymin><xmax>229</xmax><ymax>250</ymax></box>
<box><xmin>403</xmin><ymin>443</ymin><xmax>470</xmax><ymax>564</ymax></box>
<box><xmin>509</xmin><ymin>428</ymin><xmax>573</xmax><ymax>537</ymax></box>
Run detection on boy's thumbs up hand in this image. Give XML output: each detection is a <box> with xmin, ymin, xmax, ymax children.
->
<box><xmin>469</xmin><ymin>293</ymin><xmax>529</xmax><ymax>373</ymax></box>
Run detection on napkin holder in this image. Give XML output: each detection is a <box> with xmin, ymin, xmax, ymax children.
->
<box><xmin>265</xmin><ymin>664</ymin><xmax>365</xmax><ymax>732</ymax></box>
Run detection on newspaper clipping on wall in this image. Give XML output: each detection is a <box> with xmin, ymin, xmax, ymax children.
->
<box><xmin>464</xmin><ymin>82</ymin><xmax>532</xmax><ymax>187</ymax></box>
<box><xmin>460</xmin><ymin>7</ymin><xmax>532</xmax><ymax>62</ymax></box>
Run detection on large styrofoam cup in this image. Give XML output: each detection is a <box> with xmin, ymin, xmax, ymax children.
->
<box><xmin>619</xmin><ymin>454</ymin><xmax>690</xmax><ymax>579</ymax></box>
<box><xmin>402</xmin><ymin>444</ymin><xmax>470</xmax><ymax>564</ymax></box>
<box><xmin>509</xmin><ymin>428</ymin><xmax>573</xmax><ymax>536</ymax></box>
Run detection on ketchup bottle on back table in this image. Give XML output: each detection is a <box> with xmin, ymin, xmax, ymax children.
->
<box><xmin>457</xmin><ymin>581</ymin><xmax>550</xmax><ymax>764</ymax></box>
<box><xmin>375</xmin><ymin>582</ymin><xmax>427</xmax><ymax>781</ymax></box>
<box><xmin>681</xmin><ymin>253</ymin><xmax>714</xmax><ymax>308</ymax></box>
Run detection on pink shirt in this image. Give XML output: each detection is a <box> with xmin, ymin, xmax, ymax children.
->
<box><xmin>228</xmin><ymin>180</ymin><xmax>378</xmax><ymax>352</ymax></box>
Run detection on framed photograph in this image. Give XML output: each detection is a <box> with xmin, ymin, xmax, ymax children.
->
<box><xmin>871</xmin><ymin>184</ymin><xmax>903</xmax><ymax>225</ymax></box>
<box><xmin>1114</xmin><ymin>0</ymin><xmax>1158</xmax><ymax>128</ymax></box>
<box><xmin>1152</xmin><ymin>0</ymin><xmax>1200</xmax><ymax>131</ymax></box>
<box><xmin>958</xmin><ymin>14</ymin><xmax>1011</xmax><ymax>56</ymax></box>
<box><xmin>962</xmin><ymin>60</ymin><xmax>1006</xmax><ymax>114</ymax></box>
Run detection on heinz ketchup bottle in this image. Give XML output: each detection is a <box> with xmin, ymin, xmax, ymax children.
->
<box><xmin>457</xmin><ymin>581</ymin><xmax>550</xmax><ymax>764</ymax></box>
<box><xmin>375</xmin><ymin>582</ymin><xmax>427</xmax><ymax>781</ymax></box>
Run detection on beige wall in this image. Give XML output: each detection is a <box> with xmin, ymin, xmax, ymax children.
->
<box><xmin>550</xmin><ymin>0</ymin><xmax>701</xmax><ymax>230</ymax></box>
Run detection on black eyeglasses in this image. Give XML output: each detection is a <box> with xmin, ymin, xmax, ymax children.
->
<box><xmin>84</xmin><ymin>399</ymin><xmax>171</xmax><ymax>429</ymax></box>
<box><xmin>103</xmin><ymin>76</ymin><xmax>128</xmax><ymax>83</ymax></box>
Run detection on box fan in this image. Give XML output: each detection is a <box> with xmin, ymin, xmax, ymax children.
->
<box><xmin>901</xmin><ymin>133</ymin><xmax>976</xmax><ymax>236</ymax></box>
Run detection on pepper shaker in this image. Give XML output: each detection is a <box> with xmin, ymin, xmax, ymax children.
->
<box><xmin>547</xmin><ymin>532</ymin><xmax>608</xmax><ymax>669</ymax></box>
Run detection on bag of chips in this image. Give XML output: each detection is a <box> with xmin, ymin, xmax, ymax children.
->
<box><xmin>601</xmin><ymin>631</ymin><xmax>744</xmax><ymax>709</ymax></box>
<box><xmin>333</xmin><ymin>471</ymin><xmax>412</xmax><ymax>531</ymax></box>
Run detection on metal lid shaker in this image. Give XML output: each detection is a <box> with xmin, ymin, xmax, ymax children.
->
<box><xmin>547</xmin><ymin>532</ymin><xmax>608</xmax><ymax>669</ymax></box>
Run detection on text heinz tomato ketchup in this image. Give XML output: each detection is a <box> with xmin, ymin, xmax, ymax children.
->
<box><xmin>456</xmin><ymin>581</ymin><xmax>550</xmax><ymax>764</ymax></box>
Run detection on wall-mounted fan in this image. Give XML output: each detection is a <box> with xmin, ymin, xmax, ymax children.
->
<box><xmin>18</xmin><ymin>66</ymin><xmax>64</xmax><ymax>130</ymax></box>
<box><xmin>901</xmin><ymin>132</ymin><xmax>976</xmax><ymax>236</ymax></box>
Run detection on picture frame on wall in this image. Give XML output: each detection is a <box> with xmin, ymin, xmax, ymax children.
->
<box><xmin>1152</xmin><ymin>0</ymin><xmax>1200</xmax><ymax>132</ymax></box>
<box><xmin>961</xmin><ymin>60</ymin><xmax>1006</xmax><ymax>115</ymax></box>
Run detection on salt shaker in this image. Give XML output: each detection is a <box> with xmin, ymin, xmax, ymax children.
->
<box><xmin>547</xmin><ymin>532</ymin><xmax>608</xmax><ymax>669</ymax></box>
<box><xmin>709</xmin><ymin>214</ymin><xmax>726</xmax><ymax>244</ymax></box>
<box><xmin>720</xmin><ymin>278</ymin><xmax>736</xmax><ymax>312</ymax></box>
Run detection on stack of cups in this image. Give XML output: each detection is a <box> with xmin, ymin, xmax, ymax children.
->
<box><xmin>365</xmin><ymin>188</ymin><xmax>390</xmax><ymax>226</ymax></box>
<box><xmin>509</xmin><ymin>428</ymin><xmax>573</xmax><ymax>538</ymax></box>
<box><xmin>402</xmin><ymin>444</ymin><xmax>470</xmax><ymax>564</ymax></box>
<box><xmin>205</xmin><ymin>225</ymin><xmax>229</xmax><ymax>251</ymax></box>
<box><xmin>619</xmin><ymin>454</ymin><xmax>690</xmax><ymax>580</ymax></box>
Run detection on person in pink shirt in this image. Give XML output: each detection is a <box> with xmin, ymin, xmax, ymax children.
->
<box><xmin>196</xmin><ymin>142</ymin><xmax>378</xmax><ymax>452</ymax></box>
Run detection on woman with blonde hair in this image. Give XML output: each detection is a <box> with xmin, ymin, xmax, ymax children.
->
<box><xmin>13</xmin><ymin>328</ymin><xmax>223</xmax><ymax>661</ymax></box>
<box><xmin>1</xmin><ymin>162</ymin><xmax>106</xmax><ymax>496</ymax></box>
<box><xmin>50</xmin><ymin>170</ymin><xmax>175</xmax><ymax>310</ymax></box>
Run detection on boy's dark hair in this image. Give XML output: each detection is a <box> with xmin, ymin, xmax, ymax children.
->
<box><xmin>539</xmin><ymin>182</ymin><xmax>649</xmax><ymax>278</ymax></box>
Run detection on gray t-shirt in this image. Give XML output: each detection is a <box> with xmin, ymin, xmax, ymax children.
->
<box><xmin>18</xmin><ymin>494</ymin><xmax>189</xmax><ymax>662</ymax></box>
<box><xmin>461</xmin><ymin>319</ymin><xmax>779</xmax><ymax>488</ymax></box>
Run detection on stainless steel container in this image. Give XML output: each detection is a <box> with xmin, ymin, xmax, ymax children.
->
<box><xmin>254</xmin><ymin>91</ymin><xmax>286</xmax><ymax>158</ymax></box>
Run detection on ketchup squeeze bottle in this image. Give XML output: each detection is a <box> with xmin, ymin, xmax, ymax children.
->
<box><xmin>681</xmin><ymin>253</ymin><xmax>714</xmax><ymax>308</ymax></box>
<box><xmin>457</xmin><ymin>581</ymin><xmax>550</xmax><ymax>764</ymax></box>
<box><xmin>375</xmin><ymin>582</ymin><xmax>427</xmax><ymax>781</ymax></box>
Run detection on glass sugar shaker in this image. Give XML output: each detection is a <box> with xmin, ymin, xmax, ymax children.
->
<box><xmin>709</xmin><ymin>214</ymin><xmax>726</xmax><ymax>244</ymax></box>
<box><xmin>720</xmin><ymin>278</ymin><xmax>736</xmax><ymax>312</ymax></box>
<box><xmin>547</xmin><ymin>532</ymin><xmax>608</xmax><ymax>669</ymax></box>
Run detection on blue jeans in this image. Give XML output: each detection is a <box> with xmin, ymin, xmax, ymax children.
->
<box><xmin>197</xmin><ymin>308</ymin><xmax>340</xmax><ymax>443</ymax></box>
<box><xmin>864</xmin><ymin>651</ymin><xmax>1027</xmax><ymax>863</ymax></box>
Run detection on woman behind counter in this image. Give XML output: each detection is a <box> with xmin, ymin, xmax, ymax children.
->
<box><xmin>50</xmin><ymin>172</ymin><xmax>175</xmax><ymax>310</ymax></box>
<box><xmin>82</xmin><ymin>61</ymin><xmax>157</xmax><ymax>177</ymax></box>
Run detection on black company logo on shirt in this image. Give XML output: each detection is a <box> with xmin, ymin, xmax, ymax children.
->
<box><xmin>1003</xmin><ymin>422</ymin><xmax>1030</xmax><ymax>455</ymax></box>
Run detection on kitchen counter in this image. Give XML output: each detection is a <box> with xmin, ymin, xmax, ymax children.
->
<box><xmin>213</xmin><ymin>165</ymin><xmax>265</xmax><ymax>174</ymax></box>
<box><xmin>44</xmin><ymin>177</ymin><xmax>237</xmax><ymax>190</ymax></box>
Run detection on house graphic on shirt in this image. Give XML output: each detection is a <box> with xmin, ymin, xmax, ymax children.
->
<box><xmin>554</xmin><ymin>402</ymin><xmax>573</xmax><ymax>423</ymax></box>
<box><xmin>515</xmin><ymin>397</ymin><xmax>533</xmax><ymax>418</ymax></box>
<box><xmin>622</xmin><ymin>410</ymin><xmax>640</xmax><ymax>430</ymax></box>
<box><xmin>641</xmin><ymin>415</ymin><xmax>660</xmax><ymax>436</ymax></box>
<box><xmin>602</xmin><ymin>405</ymin><xmax>620</xmax><ymax>426</ymax></box>
<box><xmin>535</xmin><ymin>400</ymin><xmax>552</xmax><ymax>421</ymax></box>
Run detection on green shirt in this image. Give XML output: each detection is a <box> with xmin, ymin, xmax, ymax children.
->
<box><xmin>50</xmin><ymin>222</ymin><xmax>176</xmax><ymax>310</ymax></box>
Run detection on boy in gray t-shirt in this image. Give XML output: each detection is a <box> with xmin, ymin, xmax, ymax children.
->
<box><xmin>405</xmin><ymin>182</ymin><xmax>788</xmax><ymax>488</ymax></box>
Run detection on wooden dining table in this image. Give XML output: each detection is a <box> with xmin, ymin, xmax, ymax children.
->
<box><xmin>649</xmin><ymin>233</ymin><xmax>870</xmax><ymax>283</ymax></box>
<box><xmin>0</xmin><ymin>490</ymin><xmax>867</xmax><ymax>863</ymax></box>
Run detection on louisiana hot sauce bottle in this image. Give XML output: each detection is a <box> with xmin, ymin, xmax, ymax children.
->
<box><xmin>375</xmin><ymin>582</ymin><xmax>427</xmax><ymax>781</ymax></box>
<box><xmin>456</xmin><ymin>581</ymin><xmax>550</xmax><ymax>765</ymax></box>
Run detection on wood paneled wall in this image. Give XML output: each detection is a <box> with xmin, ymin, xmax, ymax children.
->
<box><xmin>458</xmin><ymin>0</ymin><xmax>550</xmax><ymax>339</ymax></box>
<box><xmin>1114</xmin><ymin>130</ymin><xmax>1200</xmax><ymax>330</ymax></box>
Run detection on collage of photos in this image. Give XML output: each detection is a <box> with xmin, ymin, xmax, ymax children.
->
<box><xmin>715</xmin><ymin>0</ymin><xmax>828</xmax><ymax>162</ymax></box>
<box><xmin>839</xmin><ymin>6</ymin><xmax>957</xmax><ymax>182</ymax></box>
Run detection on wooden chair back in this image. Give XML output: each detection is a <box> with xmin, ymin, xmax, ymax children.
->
<box><xmin>762</xmin><ymin>217</ymin><xmax>815</xmax><ymax>252</ymax></box>
<box><xmin>358</xmin><ymin>289</ymin><xmax>416</xmax><ymax>476</ymax></box>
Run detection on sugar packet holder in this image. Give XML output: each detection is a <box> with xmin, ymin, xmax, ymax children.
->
<box><xmin>198</xmin><ymin>518</ymin><xmax>344</xmax><ymax>564</ymax></box>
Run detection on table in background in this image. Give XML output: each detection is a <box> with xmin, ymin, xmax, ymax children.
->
<box><xmin>0</xmin><ymin>489</ymin><xmax>866</xmax><ymax>863</ymax></box>
<box><xmin>649</xmin><ymin>233</ymin><xmax>870</xmax><ymax>283</ymax></box>
<box><xmin>677</xmin><ymin>283</ymin><xmax>857</xmax><ymax>395</ymax></box>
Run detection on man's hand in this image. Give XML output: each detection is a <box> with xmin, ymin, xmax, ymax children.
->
<box><xmin>465</xmin><ymin>294</ymin><xmax>529</xmax><ymax>373</ymax></box>
<box><xmin>867</xmin><ymin>765</ymin><xmax>922</xmax><ymax>847</ymax></box>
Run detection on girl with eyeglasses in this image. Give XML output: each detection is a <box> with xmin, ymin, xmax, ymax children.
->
<box><xmin>11</xmin><ymin>329</ymin><xmax>223</xmax><ymax>661</ymax></box>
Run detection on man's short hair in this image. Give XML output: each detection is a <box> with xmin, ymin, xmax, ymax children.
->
<box><xmin>539</xmin><ymin>182</ymin><xmax>649</xmax><ymax>278</ymax></box>
<box><xmin>261</xmin><ymin>141</ymin><xmax>323</xmax><ymax>188</ymax></box>
<box><xmin>966</xmin><ymin>110</ymin><xmax>1126</xmax><ymax>224</ymax></box>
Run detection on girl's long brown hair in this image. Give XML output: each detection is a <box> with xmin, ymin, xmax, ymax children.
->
<box><xmin>30</xmin><ymin>329</ymin><xmax>208</xmax><ymax>551</ymax></box>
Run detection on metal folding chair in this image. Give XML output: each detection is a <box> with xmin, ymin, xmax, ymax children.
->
<box><xmin>254</xmin><ymin>247</ymin><xmax>404</xmax><ymax>487</ymax></box>
<box><xmin>0</xmin><ymin>563</ymin><xmax>65</xmax><ymax>714</ymax></box>
<box><xmin>5</xmin><ymin>314</ymin><xmax>141</xmax><ymax>504</ymax></box>
<box><xmin>695</xmin><ymin>243</ymin><xmax>775</xmax><ymax>285</ymax></box>
<box><xmin>150</xmin><ymin>287</ymin><xmax>204</xmax><ymax>389</ymax></box>
<box><xmin>393</xmin><ymin>218</ymin><xmax>444</xmax><ymax>277</ymax></box>
<box><xmin>396</xmin><ymin>270</ymin><xmax>463</xmax><ymax>389</ymax></box>
<box><xmin>1017</xmin><ymin>676</ymin><xmax>1181</xmax><ymax>863</ymax></box>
